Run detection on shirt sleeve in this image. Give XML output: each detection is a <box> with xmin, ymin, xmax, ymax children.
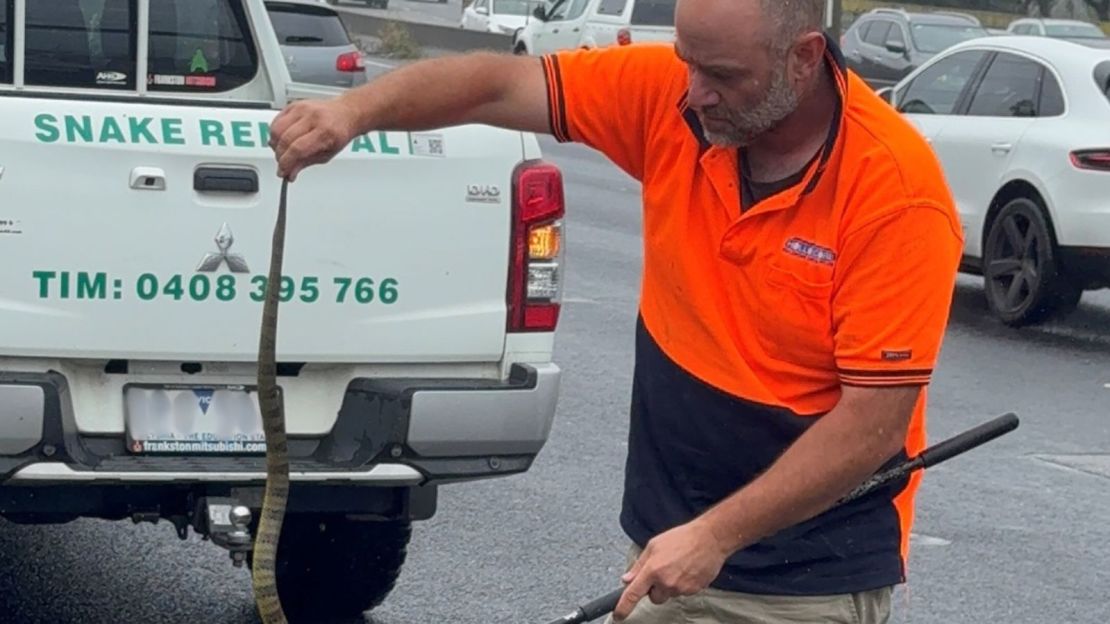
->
<box><xmin>542</xmin><ymin>44</ymin><xmax>682</xmax><ymax>181</ymax></box>
<box><xmin>832</xmin><ymin>204</ymin><xmax>964</xmax><ymax>387</ymax></box>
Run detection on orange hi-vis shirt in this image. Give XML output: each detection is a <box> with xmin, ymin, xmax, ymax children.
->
<box><xmin>542</xmin><ymin>37</ymin><xmax>963</xmax><ymax>595</ymax></box>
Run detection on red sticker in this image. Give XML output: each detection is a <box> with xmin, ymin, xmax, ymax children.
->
<box><xmin>186</xmin><ymin>75</ymin><xmax>217</xmax><ymax>88</ymax></box>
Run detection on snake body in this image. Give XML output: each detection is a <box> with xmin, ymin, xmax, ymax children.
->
<box><xmin>252</xmin><ymin>178</ymin><xmax>291</xmax><ymax>623</ymax></box>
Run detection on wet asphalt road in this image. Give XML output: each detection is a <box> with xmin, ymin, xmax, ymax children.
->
<box><xmin>0</xmin><ymin>137</ymin><xmax>1108</xmax><ymax>624</ymax></box>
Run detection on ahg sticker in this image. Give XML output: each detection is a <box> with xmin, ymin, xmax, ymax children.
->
<box><xmin>96</xmin><ymin>71</ymin><xmax>128</xmax><ymax>86</ymax></box>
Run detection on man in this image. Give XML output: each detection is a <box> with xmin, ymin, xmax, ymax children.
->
<box><xmin>269</xmin><ymin>0</ymin><xmax>964</xmax><ymax>622</ymax></box>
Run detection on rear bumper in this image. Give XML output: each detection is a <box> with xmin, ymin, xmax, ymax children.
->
<box><xmin>0</xmin><ymin>362</ymin><xmax>560</xmax><ymax>488</ymax></box>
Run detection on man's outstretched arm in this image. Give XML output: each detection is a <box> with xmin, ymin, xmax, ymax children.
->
<box><xmin>270</xmin><ymin>52</ymin><xmax>550</xmax><ymax>180</ymax></box>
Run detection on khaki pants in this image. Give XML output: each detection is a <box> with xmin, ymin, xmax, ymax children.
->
<box><xmin>603</xmin><ymin>545</ymin><xmax>892</xmax><ymax>624</ymax></box>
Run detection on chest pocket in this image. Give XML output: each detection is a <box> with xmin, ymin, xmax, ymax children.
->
<box><xmin>751</xmin><ymin>261</ymin><xmax>837</xmax><ymax>368</ymax></box>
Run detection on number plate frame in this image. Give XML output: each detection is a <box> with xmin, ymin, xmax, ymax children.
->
<box><xmin>123</xmin><ymin>383</ymin><xmax>277</xmax><ymax>455</ymax></box>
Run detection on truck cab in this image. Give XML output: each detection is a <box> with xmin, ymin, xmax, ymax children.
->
<box><xmin>0</xmin><ymin>0</ymin><xmax>564</xmax><ymax>620</ymax></box>
<box><xmin>513</xmin><ymin>0</ymin><xmax>675</xmax><ymax>56</ymax></box>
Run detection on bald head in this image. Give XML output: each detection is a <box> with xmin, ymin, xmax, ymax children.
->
<box><xmin>675</xmin><ymin>0</ymin><xmax>824</xmax><ymax>48</ymax></box>
<box><xmin>761</xmin><ymin>0</ymin><xmax>825</xmax><ymax>45</ymax></box>
<box><xmin>674</xmin><ymin>0</ymin><xmax>830</xmax><ymax>146</ymax></box>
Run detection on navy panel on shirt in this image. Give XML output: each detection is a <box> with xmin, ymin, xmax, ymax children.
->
<box><xmin>619</xmin><ymin>316</ymin><xmax>910</xmax><ymax>596</ymax></box>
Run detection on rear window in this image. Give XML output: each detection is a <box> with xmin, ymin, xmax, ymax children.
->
<box><xmin>0</xmin><ymin>0</ymin><xmax>10</xmax><ymax>84</ymax></box>
<box><xmin>910</xmin><ymin>23</ymin><xmax>989</xmax><ymax>54</ymax></box>
<box><xmin>630</xmin><ymin>0</ymin><xmax>675</xmax><ymax>26</ymax></box>
<box><xmin>24</xmin><ymin>0</ymin><xmax>138</xmax><ymax>90</ymax></box>
<box><xmin>148</xmin><ymin>0</ymin><xmax>258</xmax><ymax>93</ymax></box>
<box><xmin>1046</xmin><ymin>23</ymin><xmax>1105</xmax><ymax>39</ymax></box>
<box><xmin>267</xmin><ymin>3</ymin><xmax>352</xmax><ymax>47</ymax></box>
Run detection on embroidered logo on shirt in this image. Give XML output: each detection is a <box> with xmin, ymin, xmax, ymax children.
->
<box><xmin>784</xmin><ymin>237</ymin><xmax>836</xmax><ymax>265</ymax></box>
<box><xmin>882</xmin><ymin>349</ymin><xmax>913</xmax><ymax>361</ymax></box>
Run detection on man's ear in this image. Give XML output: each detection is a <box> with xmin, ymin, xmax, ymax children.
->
<box><xmin>788</xmin><ymin>31</ymin><xmax>828</xmax><ymax>84</ymax></box>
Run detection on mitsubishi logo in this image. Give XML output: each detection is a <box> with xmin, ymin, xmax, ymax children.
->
<box><xmin>197</xmin><ymin>223</ymin><xmax>250</xmax><ymax>273</ymax></box>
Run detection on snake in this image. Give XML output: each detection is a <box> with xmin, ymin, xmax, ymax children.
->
<box><xmin>251</xmin><ymin>177</ymin><xmax>291</xmax><ymax>624</ymax></box>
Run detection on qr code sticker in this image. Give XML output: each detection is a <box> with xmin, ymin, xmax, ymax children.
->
<box><xmin>411</xmin><ymin>133</ymin><xmax>446</xmax><ymax>158</ymax></box>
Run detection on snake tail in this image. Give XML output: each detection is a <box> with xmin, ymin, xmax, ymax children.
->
<box><xmin>252</xmin><ymin>177</ymin><xmax>291</xmax><ymax>624</ymax></box>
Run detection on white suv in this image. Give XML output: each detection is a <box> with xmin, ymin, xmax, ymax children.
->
<box><xmin>883</xmin><ymin>36</ymin><xmax>1110</xmax><ymax>326</ymax></box>
<box><xmin>1007</xmin><ymin>17</ymin><xmax>1109</xmax><ymax>42</ymax></box>
<box><xmin>0</xmin><ymin>0</ymin><xmax>563</xmax><ymax>620</ymax></box>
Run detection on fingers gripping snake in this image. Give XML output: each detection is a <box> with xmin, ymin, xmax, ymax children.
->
<box><xmin>252</xmin><ymin>177</ymin><xmax>291</xmax><ymax>623</ymax></box>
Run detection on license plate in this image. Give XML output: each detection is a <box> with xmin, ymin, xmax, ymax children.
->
<box><xmin>124</xmin><ymin>383</ymin><xmax>273</xmax><ymax>454</ymax></box>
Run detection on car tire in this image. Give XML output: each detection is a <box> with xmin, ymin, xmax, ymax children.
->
<box><xmin>248</xmin><ymin>515</ymin><xmax>411</xmax><ymax>622</ymax></box>
<box><xmin>982</xmin><ymin>196</ymin><xmax>1080</xmax><ymax>326</ymax></box>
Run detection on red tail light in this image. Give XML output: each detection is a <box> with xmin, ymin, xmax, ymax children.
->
<box><xmin>508</xmin><ymin>160</ymin><xmax>565</xmax><ymax>332</ymax></box>
<box><xmin>617</xmin><ymin>28</ymin><xmax>632</xmax><ymax>46</ymax></box>
<box><xmin>336</xmin><ymin>51</ymin><xmax>365</xmax><ymax>72</ymax></box>
<box><xmin>1070</xmin><ymin>149</ymin><xmax>1110</xmax><ymax>171</ymax></box>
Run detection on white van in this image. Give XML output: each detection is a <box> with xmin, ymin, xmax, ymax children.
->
<box><xmin>512</xmin><ymin>0</ymin><xmax>676</xmax><ymax>56</ymax></box>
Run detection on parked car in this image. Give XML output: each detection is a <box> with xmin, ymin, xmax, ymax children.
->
<box><xmin>513</xmin><ymin>0</ymin><xmax>675</xmax><ymax>56</ymax></box>
<box><xmin>842</xmin><ymin>8</ymin><xmax>990</xmax><ymax>87</ymax></box>
<box><xmin>1007</xmin><ymin>17</ymin><xmax>1107</xmax><ymax>41</ymax></box>
<box><xmin>461</xmin><ymin>0</ymin><xmax>540</xmax><ymax>35</ymax></box>
<box><xmin>266</xmin><ymin>0</ymin><xmax>368</xmax><ymax>88</ymax></box>
<box><xmin>880</xmin><ymin>36</ymin><xmax>1110</xmax><ymax>325</ymax></box>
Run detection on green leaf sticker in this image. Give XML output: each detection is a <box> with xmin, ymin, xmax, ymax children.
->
<box><xmin>189</xmin><ymin>49</ymin><xmax>209</xmax><ymax>74</ymax></box>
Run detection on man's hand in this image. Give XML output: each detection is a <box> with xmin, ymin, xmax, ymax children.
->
<box><xmin>269</xmin><ymin>98</ymin><xmax>360</xmax><ymax>182</ymax></box>
<box><xmin>612</xmin><ymin>519</ymin><xmax>730</xmax><ymax>622</ymax></box>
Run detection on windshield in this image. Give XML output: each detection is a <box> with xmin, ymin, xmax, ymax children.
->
<box><xmin>911</xmin><ymin>23</ymin><xmax>989</xmax><ymax>53</ymax></box>
<box><xmin>1046</xmin><ymin>23</ymin><xmax>1106</xmax><ymax>39</ymax></box>
<box><xmin>268</xmin><ymin>5</ymin><xmax>351</xmax><ymax>47</ymax></box>
<box><xmin>493</xmin><ymin>0</ymin><xmax>533</xmax><ymax>15</ymax></box>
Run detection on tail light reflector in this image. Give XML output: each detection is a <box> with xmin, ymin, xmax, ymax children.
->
<box><xmin>508</xmin><ymin>161</ymin><xmax>565</xmax><ymax>332</ymax></box>
<box><xmin>1070</xmin><ymin>149</ymin><xmax>1110</xmax><ymax>171</ymax></box>
<box><xmin>617</xmin><ymin>28</ymin><xmax>632</xmax><ymax>46</ymax></box>
<box><xmin>337</xmin><ymin>51</ymin><xmax>365</xmax><ymax>72</ymax></box>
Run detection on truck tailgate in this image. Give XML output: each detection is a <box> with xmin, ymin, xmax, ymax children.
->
<box><xmin>0</xmin><ymin>97</ymin><xmax>522</xmax><ymax>363</ymax></box>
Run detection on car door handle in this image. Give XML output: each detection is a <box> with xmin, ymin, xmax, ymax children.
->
<box><xmin>991</xmin><ymin>142</ymin><xmax>1013</xmax><ymax>154</ymax></box>
<box><xmin>194</xmin><ymin>166</ymin><xmax>259</xmax><ymax>193</ymax></box>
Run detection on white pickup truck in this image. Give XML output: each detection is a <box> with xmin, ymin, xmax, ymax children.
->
<box><xmin>512</xmin><ymin>0</ymin><xmax>675</xmax><ymax>56</ymax></box>
<box><xmin>0</xmin><ymin>0</ymin><xmax>563</xmax><ymax>620</ymax></box>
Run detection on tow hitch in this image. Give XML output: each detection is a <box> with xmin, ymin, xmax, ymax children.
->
<box><xmin>196</xmin><ymin>497</ymin><xmax>254</xmax><ymax>567</ymax></box>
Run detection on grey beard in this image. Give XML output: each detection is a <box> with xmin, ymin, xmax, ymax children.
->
<box><xmin>703</xmin><ymin>67</ymin><xmax>800</xmax><ymax>147</ymax></box>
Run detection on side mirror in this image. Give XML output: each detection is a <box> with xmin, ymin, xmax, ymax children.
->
<box><xmin>885</xmin><ymin>40</ymin><xmax>908</xmax><ymax>55</ymax></box>
<box><xmin>876</xmin><ymin>87</ymin><xmax>895</xmax><ymax>105</ymax></box>
<box><xmin>532</xmin><ymin>5</ymin><xmax>547</xmax><ymax>20</ymax></box>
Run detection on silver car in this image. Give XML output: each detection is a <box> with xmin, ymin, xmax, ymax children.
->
<box><xmin>266</xmin><ymin>0</ymin><xmax>369</xmax><ymax>88</ymax></box>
